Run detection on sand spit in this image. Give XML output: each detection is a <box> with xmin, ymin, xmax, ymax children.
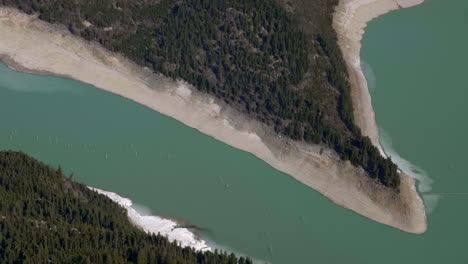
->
<box><xmin>0</xmin><ymin>6</ymin><xmax>424</xmax><ymax>233</ymax></box>
<box><xmin>89</xmin><ymin>187</ymin><xmax>211</xmax><ymax>251</ymax></box>
<box><xmin>333</xmin><ymin>0</ymin><xmax>427</xmax><ymax>232</ymax></box>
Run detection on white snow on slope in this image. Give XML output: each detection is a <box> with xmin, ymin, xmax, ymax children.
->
<box><xmin>89</xmin><ymin>187</ymin><xmax>211</xmax><ymax>252</ymax></box>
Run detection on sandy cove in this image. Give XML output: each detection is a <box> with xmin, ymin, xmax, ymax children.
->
<box><xmin>333</xmin><ymin>0</ymin><xmax>425</xmax><ymax>152</ymax></box>
<box><xmin>0</xmin><ymin>3</ymin><xmax>425</xmax><ymax>234</ymax></box>
<box><xmin>333</xmin><ymin>0</ymin><xmax>427</xmax><ymax>231</ymax></box>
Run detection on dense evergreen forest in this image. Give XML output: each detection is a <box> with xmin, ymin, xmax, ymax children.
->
<box><xmin>0</xmin><ymin>151</ymin><xmax>253</xmax><ymax>264</ymax></box>
<box><xmin>0</xmin><ymin>0</ymin><xmax>400</xmax><ymax>189</ymax></box>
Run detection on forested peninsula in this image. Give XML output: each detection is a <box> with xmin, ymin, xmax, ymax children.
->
<box><xmin>0</xmin><ymin>151</ymin><xmax>253</xmax><ymax>263</ymax></box>
<box><xmin>0</xmin><ymin>0</ymin><xmax>399</xmax><ymax>189</ymax></box>
<box><xmin>0</xmin><ymin>0</ymin><xmax>427</xmax><ymax>234</ymax></box>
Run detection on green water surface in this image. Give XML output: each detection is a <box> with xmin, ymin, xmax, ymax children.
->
<box><xmin>0</xmin><ymin>0</ymin><xmax>467</xmax><ymax>262</ymax></box>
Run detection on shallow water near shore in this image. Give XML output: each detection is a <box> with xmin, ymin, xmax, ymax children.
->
<box><xmin>361</xmin><ymin>0</ymin><xmax>468</xmax><ymax>260</ymax></box>
<box><xmin>1</xmin><ymin>0</ymin><xmax>467</xmax><ymax>262</ymax></box>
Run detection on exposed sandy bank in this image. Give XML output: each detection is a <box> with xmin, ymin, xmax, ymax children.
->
<box><xmin>333</xmin><ymin>0</ymin><xmax>424</xmax><ymax>151</ymax></box>
<box><xmin>333</xmin><ymin>0</ymin><xmax>427</xmax><ymax>232</ymax></box>
<box><xmin>0</xmin><ymin>7</ymin><xmax>424</xmax><ymax>233</ymax></box>
<box><xmin>89</xmin><ymin>187</ymin><xmax>211</xmax><ymax>251</ymax></box>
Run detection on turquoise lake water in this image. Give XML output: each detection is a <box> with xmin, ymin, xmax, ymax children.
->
<box><xmin>0</xmin><ymin>0</ymin><xmax>467</xmax><ymax>263</ymax></box>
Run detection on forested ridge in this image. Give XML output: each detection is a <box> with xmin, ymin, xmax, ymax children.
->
<box><xmin>0</xmin><ymin>0</ymin><xmax>400</xmax><ymax>189</ymax></box>
<box><xmin>0</xmin><ymin>151</ymin><xmax>253</xmax><ymax>264</ymax></box>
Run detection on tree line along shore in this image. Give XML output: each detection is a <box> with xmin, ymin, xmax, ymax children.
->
<box><xmin>0</xmin><ymin>151</ymin><xmax>253</xmax><ymax>263</ymax></box>
<box><xmin>0</xmin><ymin>0</ymin><xmax>400</xmax><ymax>189</ymax></box>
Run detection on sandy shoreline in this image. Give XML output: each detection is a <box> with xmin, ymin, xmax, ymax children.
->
<box><xmin>89</xmin><ymin>187</ymin><xmax>211</xmax><ymax>251</ymax></box>
<box><xmin>333</xmin><ymin>0</ymin><xmax>427</xmax><ymax>229</ymax></box>
<box><xmin>333</xmin><ymin>0</ymin><xmax>425</xmax><ymax>154</ymax></box>
<box><xmin>0</xmin><ymin>5</ymin><xmax>425</xmax><ymax>234</ymax></box>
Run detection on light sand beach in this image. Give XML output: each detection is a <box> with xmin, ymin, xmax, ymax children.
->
<box><xmin>333</xmin><ymin>0</ymin><xmax>427</xmax><ymax>231</ymax></box>
<box><xmin>0</xmin><ymin>1</ymin><xmax>426</xmax><ymax>234</ymax></box>
<box><xmin>333</xmin><ymin>0</ymin><xmax>425</xmax><ymax>153</ymax></box>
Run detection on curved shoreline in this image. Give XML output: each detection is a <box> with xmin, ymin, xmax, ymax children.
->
<box><xmin>89</xmin><ymin>187</ymin><xmax>211</xmax><ymax>252</ymax></box>
<box><xmin>333</xmin><ymin>0</ymin><xmax>425</xmax><ymax>154</ymax></box>
<box><xmin>0</xmin><ymin>6</ymin><xmax>425</xmax><ymax>233</ymax></box>
<box><xmin>333</xmin><ymin>0</ymin><xmax>427</xmax><ymax>230</ymax></box>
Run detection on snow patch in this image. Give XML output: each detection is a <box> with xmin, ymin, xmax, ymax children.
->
<box><xmin>89</xmin><ymin>187</ymin><xmax>211</xmax><ymax>252</ymax></box>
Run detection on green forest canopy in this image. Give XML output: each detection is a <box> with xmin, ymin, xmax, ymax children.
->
<box><xmin>0</xmin><ymin>0</ymin><xmax>400</xmax><ymax>189</ymax></box>
<box><xmin>0</xmin><ymin>151</ymin><xmax>253</xmax><ymax>264</ymax></box>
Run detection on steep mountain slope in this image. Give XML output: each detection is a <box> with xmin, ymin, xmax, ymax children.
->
<box><xmin>0</xmin><ymin>151</ymin><xmax>252</xmax><ymax>263</ymax></box>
